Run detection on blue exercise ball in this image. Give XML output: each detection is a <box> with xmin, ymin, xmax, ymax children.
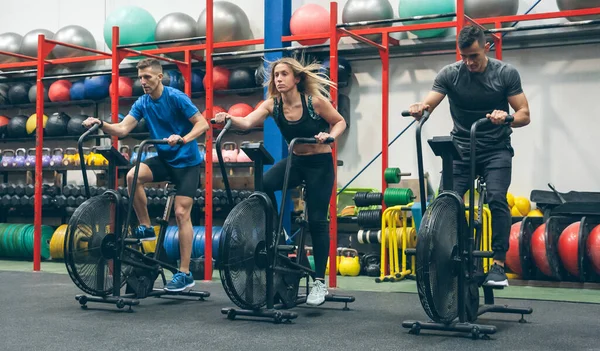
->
<box><xmin>84</xmin><ymin>75</ymin><xmax>110</xmax><ymax>100</ymax></box>
<box><xmin>70</xmin><ymin>80</ymin><xmax>86</xmax><ymax>100</ymax></box>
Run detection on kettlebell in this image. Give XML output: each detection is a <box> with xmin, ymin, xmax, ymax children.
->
<box><xmin>222</xmin><ymin>142</ymin><xmax>238</xmax><ymax>162</ymax></box>
<box><xmin>24</xmin><ymin>148</ymin><xmax>36</xmax><ymax>167</ymax></box>
<box><xmin>62</xmin><ymin>147</ymin><xmax>78</xmax><ymax>166</ymax></box>
<box><xmin>120</xmin><ymin>145</ymin><xmax>130</xmax><ymax>162</ymax></box>
<box><xmin>236</xmin><ymin>141</ymin><xmax>252</xmax><ymax>162</ymax></box>
<box><xmin>2</xmin><ymin>149</ymin><xmax>15</xmax><ymax>168</ymax></box>
<box><xmin>326</xmin><ymin>247</ymin><xmax>344</xmax><ymax>275</ymax></box>
<box><xmin>41</xmin><ymin>147</ymin><xmax>51</xmax><ymax>167</ymax></box>
<box><xmin>361</xmin><ymin>253</ymin><xmax>381</xmax><ymax>277</ymax></box>
<box><xmin>339</xmin><ymin>248</ymin><xmax>361</xmax><ymax>277</ymax></box>
<box><xmin>131</xmin><ymin>145</ymin><xmax>140</xmax><ymax>164</ymax></box>
<box><xmin>50</xmin><ymin>148</ymin><xmax>63</xmax><ymax>167</ymax></box>
<box><xmin>198</xmin><ymin>143</ymin><xmax>206</xmax><ymax>163</ymax></box>
<box><xmin>146</xmin><ymin>145</ymin><xmax>158</xmax><ymax>159</ymax></box>
<box><xmin>212</xmin><ymin>141</ymin><xmax>219</xmax><ymax>163</ymax></box>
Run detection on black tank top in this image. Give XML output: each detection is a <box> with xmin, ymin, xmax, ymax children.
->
<box><xmin>272</xmin><ymin>94</ymin><xmax>329</xmax><ymax>144</ymax></box>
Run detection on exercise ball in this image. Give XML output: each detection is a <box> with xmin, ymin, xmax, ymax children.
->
<box><xmin>84</xmin><ymin>75</ymin><xmax>111</xmax><ymax>100</ymax></box>
<box><xmin>7</xmin><ymin>115</ymin><xmax>28</xmax><ymax>138</ymax></box>
<box><xmin>506</xmin><ymin>222</ymin><xmax>523</xmax><ymax>276</ymax></box>
<box><xmin>48</xmin><ymin>80</ymin><xmax>73</xmax><ymax>102</ymax></box>
<box><xmin>399</xmin><ymin>0</ymin><xmax>455</xmax><ymax>38</ymax></box>
<box><xmin>67</xmin><ymin>114</ymin><xmax>89</xmax><ymax>136</ymax></box>
<box><xmin>321</xmin><ymin>57</ymin><xmax>352</xmax><ymax>86</ymax></box>
<box><xmin>70</xmin><ymin>80</ymin><xmax>86</xmax><ymax>100</ymax></box>
<box><xmin>531</xmin><ymin>224</ymin><xmax>552</xmax><ymax>277</ymax></box>
<box><xmin>197</xmin><ymin>1</ymin><xmax>254</xmax><ymax>53</ymax></box>
<box><xmin>587</xmin><ymin>224</ymin><xmax>600</xmax><ymax>275</ymax></box>
<box><xmin>290</xmin><ymin>4</ymin><xmax>330</xmax><ymax>45</ymax></box>
<box><xmin>558</xmin><ymin>221</ymin><xmax>581</xmax><ymax>278</ymax></box>
<box><xmin>155</xmin><ymin>12</ymin><xmax>200</xmax><ymax>59</ymax></box>
<box><xmin>557</xmin><ymin>0</ymin><xmax>600</xmax><ymax>21</ymax></box>
<box><xmin>109</xmin><ymin>76</ymin><xmax>133</xmax><ymax>97</ymax></box>
<box><xmin>0</xmin><ymin>115</ymin><xmax>9</xmax><ymax>137</ymax></box>
<box><xmin>26</xmin><ymin>113</ymin><xmax>48</xmax><ymax>135</ymax></box>
<box><xmin>228</xmin><ymin>68</ymin><xmax>256</xmax><ymax>92</ymax></box>
<box><xmin>28</xmin><ymin>84</ymin><xmax>49</xmax><ymax>103</ymax></box>
<box><xmin>228</xmin><ymin>103</ymin><xmax>254</xmax><ymax>117</ymax></box>
<box><xmin>132</xmin><ymin>118</ymin><xmax>148</xmax><ymax>134</ymax></box>
<box><xmin>19</xmin><ymin>29</ymin><xmax>54</xmax><ymax>58</ymax></box>
<box><xmin>104</xmin><ymin>6</ymin><xmax>157</xmax><ymax>55</ymax></box>
<box><xmin>191</xmin><ymin>70</ymin><xmax>205</xmax><ymax>92</ymax></box>
<box><xmin>341</xmin><ymin>0</ymin><xmax>394</xmax><ymax>41</ymax></box>
<box><xmin>45</xmin><ymin>112</ymin><xmax>71</xmax><ymax>137</ymax></box>
<box><xmin>203</xmin><ymin>66</ymin><xmax>230</xmax><ymax>90</ymax></box>
<box><xmin>0</xmin><ymin>32</ymin><xmax>23</xmax><ymax>64</ymax></box>
<box><xmin>162</xmin><ymin>70</ymin><xmax>184</xmax><ymax>91</ymax></box>
<box><xmin>51</xmin><ymin>25</ymin><xmax>96</xmax><ymax>63</ymax></box>
<box><xmin>8</xmin><ymin>83</ymin><xmax>32</xmax><ymax>105</ymax></box>
<box><xmin>0</xmin><ymin>84</ymin><xmax>8</xmax><ymax>105</ymax></box>
<box><xmin>465</xmin><ymin>0</ymin><xmax>519</xmax><ymax>28</ymax></box>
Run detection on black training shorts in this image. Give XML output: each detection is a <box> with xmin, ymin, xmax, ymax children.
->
<box><xmin>143</xmin><ymin>156</ymin><xmax>200</xmax><ymax>199</ymax></box>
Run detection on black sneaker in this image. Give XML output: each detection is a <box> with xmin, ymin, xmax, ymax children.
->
<box><xmin>483</xmin><ymin>263</ymin><xmax>509</xmax><ymax>287</ymax></box>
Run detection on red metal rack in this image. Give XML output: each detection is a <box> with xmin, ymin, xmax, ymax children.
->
<box><xmin>0</xmin><ymin>1</ymin><xmax>599</xmax><ymax>290</ymax></box>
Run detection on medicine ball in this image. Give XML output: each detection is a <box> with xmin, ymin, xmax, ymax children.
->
<box><xmin>110</xmin><ymin>76</ymin><xmax>133</xmax><ymax>97</ymax></box>
<box><xmin>132</xmin><ymin>118</ymin><xmax>148</xmax><ymax>133</ymax></box>
<box><xmin>28</xmin><ymin>84</ymin><xmax>50</xmax><ymax>103</ymax></box>
<box><xmin>70</xmin><ymin>80</ymin><xmax>86</xmax><ymax>100</ymax></box>
<box><xmin>132</xmin><ymin>79</ymin><xmax>144</xmax><ymax>96</ymax></box>
<box><xmin>26</xmin><ymin>113</ymin><xmax>48</xmax><ymax>135</ymax></box>
<box><xmin>0</xmin><ymin>84</ymin><xmax>8</xmax><ymax>105</ymax></box>
<box><xmin>66</xmin><ymin>114</ymin><xmax>89</xmax><ymax>136</ymax></box>
<box><xmin>84</xmin><ymin>75</ymin><xmax>111</xmax><ymax>100</ymax></box>
<box><xmin>8</xmin><ymin>82</ymin><xmax>32</xmax><ymax>105</ymax></box>
<box><xmin>204</xmin><ymin>66</ymin><xmax>230</xmax><ymax>91</ymax></box>
<box><xmin>46</xmin><ymin>112</ymin><xmax>71</xmax><ymax>136</ymax></box>
<box><xmin>228</xmin><ymin>68</ymin><xmax>256</xmax><ymax>92</ymax></box>
<box><xmin>0</xmin><ymin>115</ymin><xmax>9</xmax><ymax>137</ymax></box>
<box><xmin>162</xmin><ymin>70</ymin><xmax>184</xmax><ymax>92</ymax></box>
<box><xmin>228</xmin><ymin>103</ymin><xmax>254</xmax><ymax>117</ymax></box>
<box><xmin>321</xmin><ymin>57</ymin><xmax>352</xmax><ymax>86</ymax></box>
<box><xmin>7</xmin><ymin>114</ymin><xmax>28</xmax><ymax>138</ymax></box>
<box><xmin>48</xmin><ymin>80</ymin><xmax>72</xmax><ymax>102</ymax></box>
<box><xmin>191</xmin><ymin>70</ymin><xmax>204</xmax><ymax>92</ymax></box>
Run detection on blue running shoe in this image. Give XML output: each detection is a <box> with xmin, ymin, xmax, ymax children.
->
<box><xmin>164</xmin><ymin>271</ymin><xmax>195</xmax><ymax>292</ymax></box>
<box><xmin>133</xmin><ymin>225</ymin><xmax>156</xmax><ymax>241</ymax></box>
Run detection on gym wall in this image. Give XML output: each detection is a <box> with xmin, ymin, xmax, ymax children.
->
<box><xmin>0</xmin><ymin>0</ymin><xmax>598</xmax><ymax>199</ymax></box>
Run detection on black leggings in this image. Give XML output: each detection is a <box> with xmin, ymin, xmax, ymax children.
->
<box><xmin>443</xmin><ymin>147</ymin><xmax>513</xmax><ymax>261</ymax></box>
<box><xmin>263</xmin><ymin>152</ymin><xmax>334</xmax><ymax>280</ymax></box>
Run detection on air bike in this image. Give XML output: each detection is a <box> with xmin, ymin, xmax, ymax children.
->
<box><xmin>212</xmin><ymin>119</ymin><xmax>355</xmax><ymax>323</ymax></box>
<box><xmin>400</xmin><ymin>110</ymin><xmax>533</xmax><ymax>339</ymax></box>
<box><xmin>63</xmin><ymin>123</ymin><xmax>210</xmax><ymax>311</ymax></box>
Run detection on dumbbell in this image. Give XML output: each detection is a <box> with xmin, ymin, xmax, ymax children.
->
<box><xmin>67</xmin><ymin>196</ymin><xmax>77</xmax><ymax>207</ymax></box>
<box><xmin>63</xmin><ymin>184</ymin><xmax>76</xmax><ymax>196</ymax></box>
<box><xmin>25</xmin><ymin>184</ymin><xmax>34</xmax><ymax>196</ymax></box>
<box><xmin>14</xmin><ymin>184</ymin><xmax>26</xmax><ymax>196</ymax></box>
<box><xmin>76</xmin><ymin>196</ymin><xmax>86</xmax><ymax>206</ymax></box>
<box><xmin>156</xmin><ymin>188</ymin><xmax>165</xmax><ymax>197</ymax></box>
<box><xmin>26</xmin><ymin>195</ymin><xmax>52</xmax><ymax>206</ymax></box>
<box><xmin>159</xmin><ymin>196</ymin><xmax>167</xmax><ymax>206</ymax></box>
<box><xmin>54</xmin><ymin>195</ymin><xmax>67</xmax><ymax>208</ymax></box>
<box><xmin>44</xmin><ymin>185</ymin><xmax>59</xmax><ymax>196</ymax></box>
<box><xmin>2</xmin><ymin>194</ymin><xmax>12</xmax><ymax>206</ymax></box>
<box><xmin>6</xmin><ymin>184</ymin><xmax>15</xmax><ymax>196</ymax></box>
<box><xmin>10</xmin><ymin>195</ymin><xmax>20</xmax><ymax>206</ymax></box>
<box><xmin>20</xmin><ymin>195</ymin><xmax>30</xmax><ymax>206</ymax></box>
<box><xmin>0</xmin><ymin>184</ymin><xmax>10</xmax><ymax>196</ymax></box>
<box><xmin>146</xmin><ymin>187</ymin><xmax>157</xmax><ymax>197</ymax></box>
<box><xmin>196</xmin><ymin>196</ymin><xmax>205</xmax><ymax>206</ymax></box>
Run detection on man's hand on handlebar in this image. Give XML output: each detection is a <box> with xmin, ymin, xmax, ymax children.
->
<box><xmin>315</xmin><ymin>132</ymin><xmax>334</xmax><ymax>144</ymax></box>
<box><xmin>408</xmin><ymin>102</ymin><xmax>431</xmax><ymax>120</ymax></box>
<box><xmin>82</xmin><ymin>117</ymin><xmax>103</xmax><ymax>129</ymax></box>
<box><xmin>165</xmin><ymin>134</ymin><xmax>185</xmax><ymax>146</ymax></box>
<box><xmin>486</xmin><ymin>110</ymin><xmax>510</xmax><ymax>125</ymax></box>
<box><xmin>214</xmin><ymin>112</ymin><xmax>231</xmax><ymax>124</ymax></box>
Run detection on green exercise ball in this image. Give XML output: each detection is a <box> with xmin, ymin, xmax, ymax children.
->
<box><xmin>398</xmin><ymin>0</ymin><xmax>455</xmax><ymax>39</ymax></box>
<box><xmin>104</xmin><ymin>5</ymin><xmax>157</xmax><ymax>58</ymax></box>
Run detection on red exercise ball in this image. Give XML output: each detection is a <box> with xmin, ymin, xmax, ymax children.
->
<box><xmin>48</xmin><ymin>80</ymin><xmax>72</xmax><ymax>102</ymax></box>
<box><xmin>587</xmin><ymin>224</ymin><xmax>600</xmax><ymax>275</ymax></box>
<box><xmin>290</xmin><ymin>4</ymin><xmax>330</xmax><ymax>45</ymax></box>
<box><xmin>228</xmin><ymin>103</ymin><xmax>254</xmax><ymax>117</ymax></box>
<box><xmin>0</xmin><ymin>115</ymin><xmax>9</xmax><ymax>137</ymax></box>
<box><xmin>110</xmin><ymin>76</ymin><xmax>133</xmax><ymax>97</ymax></box>
<box><xmin>203</xmin><ymin>66</ymin><xmax>230</xmax><ymax>90</ymax></box>
<box><xmin>506</xmin><ymin>222</ymin><xmax>523</xmax><ymax>276</ymax></box>
<box><xmin>558</xmin><ymin>221</ymin><xmax>581</xmax><ymax>277</ymax></box>
<box><xmin>531</xmin><ymin>223</ymin><xmax>552</xmax><ymax>277</ymax></box>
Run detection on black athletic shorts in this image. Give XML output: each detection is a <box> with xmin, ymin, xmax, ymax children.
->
<box><xmin>143</xmin><ymin>156</ymin><xmax>201</xmax><ymax>199</ymax></box>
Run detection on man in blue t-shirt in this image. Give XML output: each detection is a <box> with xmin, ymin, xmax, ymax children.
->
<box><xmin>83</xmin><ymin>58</ymin><xmax>209</xmax><ymax>292</ymax></box>
<box><xmin>407</xmin><ymin>26</ymin><xmax>531</xmax><ymax>288</ymax></box>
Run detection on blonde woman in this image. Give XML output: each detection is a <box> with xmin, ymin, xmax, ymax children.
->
<box><xmin>215</xmin><ymin>57</ymin><xmax>346</xmax><ymax>306</ymax></box>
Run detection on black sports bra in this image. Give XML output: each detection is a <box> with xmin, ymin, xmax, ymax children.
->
<box><xmin>272</xmin><ymin>94</ymin><xmax>329</xmax><ymax>144</ymax></box>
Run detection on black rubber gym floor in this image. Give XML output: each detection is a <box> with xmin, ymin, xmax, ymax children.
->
<box><xmin>1</xmin><ymin>270</ymin><xmax>597</xmax><ymax>351</ymax></box>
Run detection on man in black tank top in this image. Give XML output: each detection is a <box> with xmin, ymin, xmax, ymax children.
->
<box><xmin>214</xmin><ymin>57</ymin><xmax>347</xmax><ymax>306</ymax></box>
<box><xmin>407</xmin><ymin>26</ymin><xmax>531</xmax><ymax>288</ymax></box>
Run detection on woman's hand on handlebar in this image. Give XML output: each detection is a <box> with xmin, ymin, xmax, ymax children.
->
<box><xmin>408</xmin><ymin>102</ymin><xmax>430</xmax><ymax>120</ymax></box>
<box><xmin>82</xmin><ymin>117</ymin><xmax>103</xmax><ymax>129</ymax></box>
<box><xmin>315</xmin><ymin>132</ymin><xmax>334</xmax><ymax>144</ymax></box>
<box><xmin>486</xmin><ymin>110</ymin><xmax>509</xmax><ymax>125</ymax></box>
<box><xmin>214</xmin><ymin>112</ymin><xmax>231</xmax><ymax>124</ymax></box>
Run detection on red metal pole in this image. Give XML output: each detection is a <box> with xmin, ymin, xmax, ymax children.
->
<box><xmin>111</xmin><ymin>26</ymin><xmax>122</xmax><ymax>174</ymax></box>
<box><xmin>204</xmin><ymin>0</ymin><xmax>214</xmax><ymax>281</ymax></box>
<box><xmin>456</xmin><ymin>0</ymin><xmax>465</xmax><ymax>61</ymax></box>
<box><xmin>33</xmin><ymin>35</ymin><xmax>55</xmax><ymax>271</ymax></box>
<box><xmin>495</xmin><ymin>22</ymin><xmax>503</xmax><ymax>60</ymax></box>
<box><xmin>328</xmin><ymin>1</ymin><xmax>339</xmax><ymax>289</ymax></box>
<box><xmin>181</xmin><ymin>51</ymin><xmax>192</xmax><ymax>96</ymax></box>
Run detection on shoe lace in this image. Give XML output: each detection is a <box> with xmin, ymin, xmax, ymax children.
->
<box><xmin>171</xmin><ymin>272</ymin><xmax>185</xmax><ymax>284</ymax></box>
<box><xmin>311</xmin><ymin>280</ymin><xmax>326</xmax><ymax>295</ymax></box>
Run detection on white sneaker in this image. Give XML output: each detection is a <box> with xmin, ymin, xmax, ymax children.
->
<box><xmin>306</xmin><ymin>280</ymin><xmax>328</xmax><ymax>306</ymax></box>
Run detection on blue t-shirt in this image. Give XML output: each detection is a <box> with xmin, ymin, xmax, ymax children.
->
<box><xmin>128</xmin><ymin>86</ymin><xmax>201</xmax><ymax>168</ymax></box>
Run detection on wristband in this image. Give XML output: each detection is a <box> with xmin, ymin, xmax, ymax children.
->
<box><xmin>98</xmin><ymin>119</ymin><xmax>104</xmax><ymax>128</ymax></box>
